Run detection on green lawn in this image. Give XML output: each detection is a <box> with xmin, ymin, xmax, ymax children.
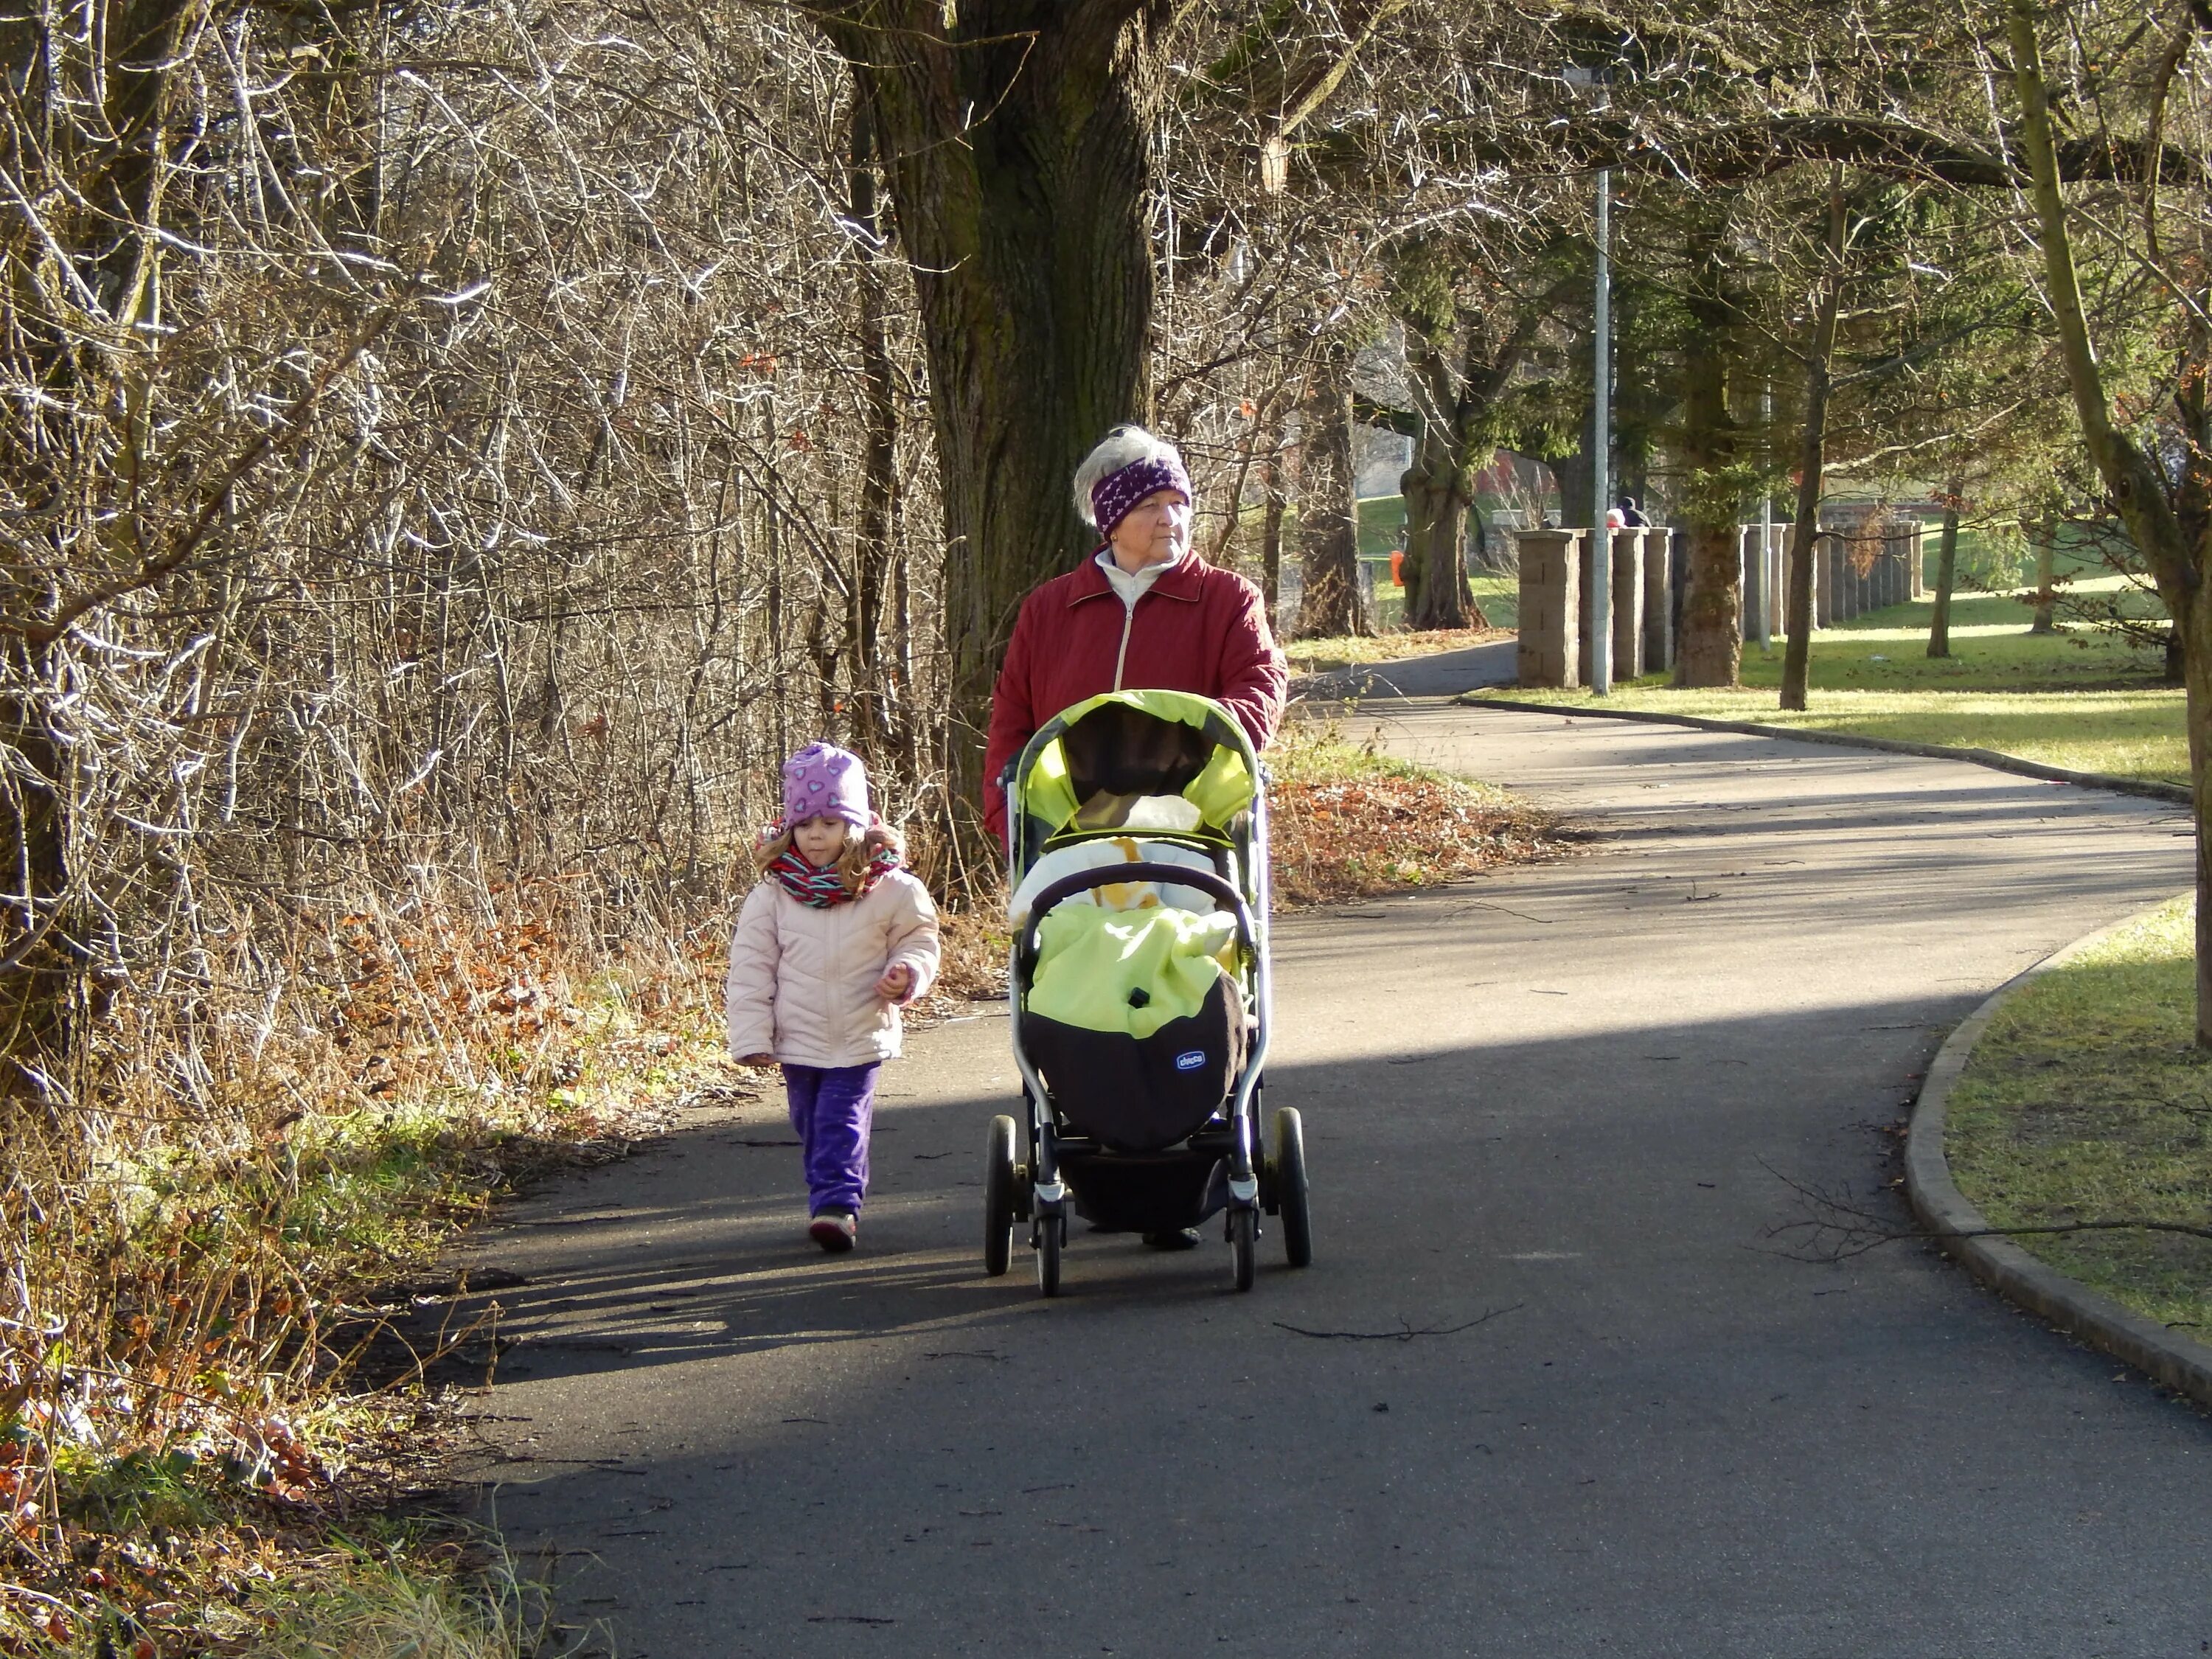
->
<box><xmin>1946</xmin><ymin>897</ymin><xmax>2212</xmax><ymax>1338</ymax></box>
<box><xmin>1474</xmin><ymin>575</ymin><xmax>2185</xmax><ymax>787</ymax></box>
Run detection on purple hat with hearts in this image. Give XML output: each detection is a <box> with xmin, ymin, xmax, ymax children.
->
<box><xmin>781</xmin><ymin>742</ymin><xmax>870</xmax><ymax>831</ymax></box>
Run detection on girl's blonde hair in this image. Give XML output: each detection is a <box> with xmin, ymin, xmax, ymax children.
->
<box><xmin>754</xmin><ymin>816</ymin><xmax>904</xmax><ymax>894</ymax></box>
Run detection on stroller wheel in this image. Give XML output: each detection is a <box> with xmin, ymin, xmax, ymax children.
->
<box><xmin>1035</xmin><ymin>1208</ymin><xmax>1062</xmax><ymax>1297</ymax></box>
<box><xmin>1272</xmin><ymin>1107</ymin><xmax>1312</xmax><ymax>1268</ymax></box>
<box><xmin>1228</xmin><ymin>1206</ymin><xmax>1257</xmax><ymax>1293</ymax></box>
<box><xmin>984</xmin><ymin>1116</ymin><xmax>1018</xmax><ymax>1276</ymax></box>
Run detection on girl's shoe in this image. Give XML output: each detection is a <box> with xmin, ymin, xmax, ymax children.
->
<box><xmin>808</xmin><ymin>1209</ymin><xmax>858</xmax><ymax>1253</ymax></box>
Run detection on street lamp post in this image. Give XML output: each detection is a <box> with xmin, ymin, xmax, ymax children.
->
<box><xmin>1591</xmin><ymin>165</ymin><xmax>1612</xmax><ymax>695</ymax></box>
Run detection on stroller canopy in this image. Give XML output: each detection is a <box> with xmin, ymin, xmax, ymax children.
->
<box><xmin>1010</xmin><ymin>690</ymin><xmax>1259</xmax><ymax>863</ymax></box>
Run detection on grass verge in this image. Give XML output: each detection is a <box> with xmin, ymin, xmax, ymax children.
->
<box><xmin>1945</xmin><ymin>897</ymin><xmax>2212</xmax><ymax>1338</ymax></box>
<box><xmin>1284</xmin><ymin>625</ymin><xmax>1509</xmax><ymax>677</ymax></box>
<box><xmin>1470</xmin><ymin>582</ymin><xmax>2184</xmax><ymax>787</ymax></box>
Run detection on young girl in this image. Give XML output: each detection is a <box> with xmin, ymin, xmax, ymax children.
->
<box><xmin>726</xmin><ymin>742</ymin><xmax>941</xmax><ymax>1253</ymax></box>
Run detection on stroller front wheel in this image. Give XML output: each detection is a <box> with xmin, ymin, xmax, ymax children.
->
<box><xmin>1034</xmin><ymin>1206</ymin><xmax>1063</xmax><ymax>1297</ymax></box>
<box><xmin>1228</xmin><ymin>1206</ymin><xmax>1257</xmax><ymax>1292</ymax></box>
<box><xmin>1273</xmin><ymin>1107</ymin><xmax>1312</xmax><ymax>1268</ymax></box>
<box><xmin>983</xmin><ymin>1116</ymin><xmax>1018</xmax><ymax>1276</ymax></box>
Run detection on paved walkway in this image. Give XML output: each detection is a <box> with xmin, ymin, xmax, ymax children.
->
<box><xmin>459</xmin><ymin>703</ymin><xmax>2209</xmax><ymax>1658</ymax></box>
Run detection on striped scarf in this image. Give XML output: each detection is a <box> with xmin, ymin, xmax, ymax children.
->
<box><xmin>766</xmin><ymin>841</ymin><xmax>901</xmax><ymax>908</ymax></box>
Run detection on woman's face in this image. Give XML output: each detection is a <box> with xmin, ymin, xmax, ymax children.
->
<box><xmin>793</xmin><ymin>814</ymin><xmax>849</xmax><ymax>868</ymax></box>
<box><xmin>1106</xmin><ymin>487</ymin><xmax>1192</xmax><ymax>572</ymax></box>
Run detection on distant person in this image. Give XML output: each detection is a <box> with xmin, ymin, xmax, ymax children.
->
<box><xmin>726</xmin><ymin>743</ymin><xmax>942</xmax><ymax>1254</ymax></box>
<box><xmin>1618</xmin><ymin>495</ymin><xmax>1650</xmax><ymax>527</ymax></box>
<box><xmin>981</xmin><ymin>424</ymin><xmax>1287</xmax><ymax>846</ymax></box>
<box><xmin>1604</xmin><ymin>504</ymin><xmax>1627</xmax><ymax>530</ymax></box>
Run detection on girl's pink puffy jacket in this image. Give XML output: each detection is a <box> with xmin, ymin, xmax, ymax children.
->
<box><xmin>724</xmin><ymin>872</ymin><xmax>942</xmax><ymax>1068</ymax></box>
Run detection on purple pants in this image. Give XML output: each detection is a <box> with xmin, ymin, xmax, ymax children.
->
<box><xmin>782</xmin><ymin>1062</ymin><xmax>882</xmax><ymax>1217</ymax></box>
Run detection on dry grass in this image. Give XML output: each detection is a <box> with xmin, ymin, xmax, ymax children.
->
<box><xmin>0</xmin><ymin>874</ymin><xmax>742</xmax><ymax>1657</ymax></box>
<box><xmin>1267</xmin><ymin>723</ymin><xmax>1568</xmax><ymax>907</ymax></box>
<box><xmin>1283</xmin><ymin>626</ymin><xmax>1509</xmax><ymax>676</ymax></box>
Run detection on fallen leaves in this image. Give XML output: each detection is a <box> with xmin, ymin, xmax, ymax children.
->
<box><xmin>1270</xmin><ymin>767</ymin><xmax>1565</xmax><ymax>908</ymax></box>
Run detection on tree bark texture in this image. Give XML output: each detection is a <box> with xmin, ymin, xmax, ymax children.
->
<box><xmin>1294</xmin><ymin>344</ymin><xmax>1370</xmax><ymax>639</ymax></box>
<box><xmin>814</xmin><ymin>1</ymin><xmax>1172</xmax><ymax>798</ymax></box>
<box><xmin>1780</xmin><ymin>176</ymin><xmax>1846</xmax><ymax>711</ymax></box>
<box><xmin>1674</xmin><ymin>248</ymin><xmax>1742</xmax><ymax>689</ymax></box>
<box><xmin>1927</xmin><ymin>485</ymin><xmax>1961</xmax><ymax>658</ymax></box>
<box><xmin>2028</xmin><ymin>509</ymin><xmax>2058</xmax><ymax>633</ymax></box>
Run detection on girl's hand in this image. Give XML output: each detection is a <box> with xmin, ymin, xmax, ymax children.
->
<box><xmin>876</xmin><ymin>963</ymin><xmax>914</xmax><ymax>1002</ymax></box>
<box><xmin>735</xmin><ymin>1051</ymin><xmax>777</xmax><ymax>1067</ymax></box>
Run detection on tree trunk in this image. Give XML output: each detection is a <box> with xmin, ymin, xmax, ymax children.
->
<box><xmin>0</xmin><ymin>654</ymin><xmax>72</xmax><ymax>1091</ymax></box>
<box><xmin>1261</xmin><ymin>448</ymin><xmax>1288</xmax><ymax>627</ymax></box>
<box><xmin>1674</xmin><ymin>243</ymin><xmax>1742</xmax><ymax>688</ymax></box>
<box><xmin>848</xmin><ymin>105</ymin><xmax>897</xmax><ymax>759</ymax></box>
<box><xmin>2028</xmin><ymin>509</ymin><xmax>2058</xmax><ymax>633</ymax></box>
<box><xmin>1409</xmin><ymin>494</ymin><xmax>1474</xmax><ymax>629</ymax></box>
<box><xmin>2008</xmin><ymin>0</ymin><xmax>2211</xmax><ymax>1038</ymax></box>
<box><xmin>819</xmin><ymin>1</ymin><xmax>1172</xmax><ymax>807</ymax></box>
<box><xmin>1927</xmin><ymin>484</ymin><xmax>1961</xmax><ymax>658</ymax></box>
<box><xmin>1293</xmin><ymin>344</ymin><xmax>1371</xmax><ymax>639</ymax></box>
<box><xmin>1780</xmin><ymin>173</ymin><xmax>1847</xmax><ymax>712</ymax></box>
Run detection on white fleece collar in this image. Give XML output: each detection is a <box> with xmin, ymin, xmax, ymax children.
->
<box><xmin>1096</xmin><ymin>547</ymin><xmax>1183</xmax><ymax>610</ymax></box>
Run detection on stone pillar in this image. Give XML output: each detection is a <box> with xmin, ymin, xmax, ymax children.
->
<box><xmin>1641</xmin><ymin>528</ymin><xmax>1672</xmax><ymax>673</ymax></box>
<box><xmin>1826</xmin><ymin>538</ymin><xmax>1850</xmax><ymax>622</ymax></box>
<box><xmin>1812</xmin><ymin>532</ymin><xmax>1830</xmax><ymax>628</ymax></box>
<box><xmin>1771</xmin><ymin>525</ymin><xmax>1792</xmax><ymax>630</ymax></box>
<box><xmin>1612</xmin><ymin>528</ymin><xmax>1645</xmax><ymax>680</ymax></box>
<box><xmin>1516</xmin><ymin>529</ymin><xmax>1581</xmax><ymax>688</ymax></box>
<box><xmin>1907</xmin><ymin>524</ymin><xmax>1927</xmax><ymax>599</ymax></box>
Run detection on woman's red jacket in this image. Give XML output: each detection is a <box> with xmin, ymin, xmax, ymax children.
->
<box><xmin>981</xmin><ymin>554</ymin><xmax>1288</xmax><ymax>839</ymax></box>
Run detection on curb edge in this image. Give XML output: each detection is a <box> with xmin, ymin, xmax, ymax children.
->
<box><xmin>1453</xmin><ymin>693</ymin><xmax>2191</xmax><ymax>806</ymax></box>
<box><xmin>1906</xmin><ymin>895</ymin><xmax>2212</xmax><ymax>1409</ymax></box>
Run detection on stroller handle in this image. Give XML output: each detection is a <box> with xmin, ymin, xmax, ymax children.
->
<box><xmin>1015</xmin><ymin>862</ymin><xmax>1259</xmax><ymax>981</ymax></box>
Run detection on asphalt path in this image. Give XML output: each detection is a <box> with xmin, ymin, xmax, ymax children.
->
<box><xmin>459</xmin><ymin>701</ymin><xmax>2212</xmax><ymax>1658</ymax></box>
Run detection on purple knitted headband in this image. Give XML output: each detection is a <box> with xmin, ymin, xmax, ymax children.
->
<box><xmin>1089</xmin><ymin>454</ymin><xmax>1192</xmax><ymax>542</ymax></box>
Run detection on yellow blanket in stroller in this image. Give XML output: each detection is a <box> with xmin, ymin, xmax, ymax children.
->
<box><xmin>1027</xmin><ymin>904</ymin><xmax>1239</xmax><ymax>1041</ymax></box>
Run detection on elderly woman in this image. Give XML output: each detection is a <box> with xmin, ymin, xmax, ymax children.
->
<box><xmin>981</xmin><ymin>425</ymin><xmax>1288</xmax><ymax>841</ymax></box>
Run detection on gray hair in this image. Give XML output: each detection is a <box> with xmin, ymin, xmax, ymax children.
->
<box><xmin>1072</xmin><ymin>425</ymin><xmax>1186</xmax><ymax>527</ymax></box>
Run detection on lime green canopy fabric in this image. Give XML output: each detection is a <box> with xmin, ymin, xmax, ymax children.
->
<box><xmin>1027</xmin><ymin>905</ymin><xmax>1238</xmax><ymax>1040</ymax></box>
<box><xmin>1015</xmin><ymin>689</ymin><xmax>1257</xmax><ymax>842</ymax></box>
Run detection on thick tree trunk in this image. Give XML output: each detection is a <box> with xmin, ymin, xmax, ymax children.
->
<box><xmin>1409</xmin><ymin>497</ymin><xmax>1475</xmax><ymax>629</ymax></box>
<box><xmin>822</xmin><ymin>1</ymin><xmax>1172</xmax><ymax>805</ymax></box>
<box><xmin>1674</xmin><ymin>251</ymin><xmax>1741</xmax><ymax>688</ymax></box>
<box><xmin>1294</xmin><ymin>344</ymin><xmax>1371</xmax><ymax>639</ymax></box>
<box><xmin>1927</xmin><ymin>486</ymin><xmax>1961</xmax><ymax>658</ymax></box>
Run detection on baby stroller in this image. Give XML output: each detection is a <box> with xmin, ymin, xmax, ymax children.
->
<box><xmin>985</xmin><ymin>689</ymin><xmax>1312</xmax><ymax>1295</ymax></box>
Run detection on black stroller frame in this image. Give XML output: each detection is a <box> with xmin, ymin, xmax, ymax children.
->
<box><xmin>984</xmin><ymin>691</ymin><xmax>1312</xmax><ymax>1295</ymax></box>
